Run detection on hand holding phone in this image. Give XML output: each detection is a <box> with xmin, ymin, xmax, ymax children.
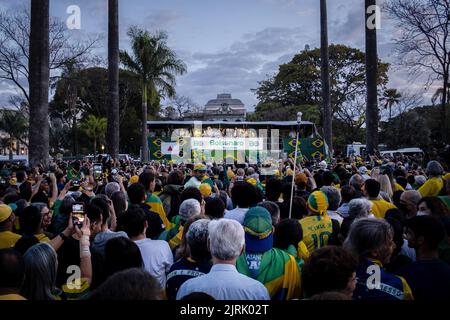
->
<box><xmin>72</xmin><ymin>203</ymin><xmax>85</xmax><ymax>228</ymax></box>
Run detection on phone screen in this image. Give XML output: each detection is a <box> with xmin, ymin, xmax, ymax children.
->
<box><xmin>72</xmin><ymin>203</ymin><xmax>85</xmax><ymax>226</ymax></box>
<box><xmin>93</xmin><ymin>164</ymin><xmax>102</xmax><ymax>179</ymax></box>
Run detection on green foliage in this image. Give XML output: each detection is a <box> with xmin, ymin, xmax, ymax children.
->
<box><xmin>0</xmin><ymin>109</ymin><xmax>28</xmax><ymax>144</ymax></box>
<box><xmin>81</xmin><ymin>115</ymin><xmax>107</xmax><ymax>140</ymax></box>
<box><xmin>379</xmin><ymin>105</ymin><xmax>449</xmax><ymax>149</ymax></box>
<box><xmin>247</xmin><ymin>103</ymin><xmax>321</xmax><ymax>123</ymax></box>
<box><xmin>253</xmin><ymin>44</ymin><xmax>389</xmax><ymax>115</ymax></box>
<box><xmin>49</xmin><ymin>67</ymin><xmax>157</xmax><ymax>155</ymax></box>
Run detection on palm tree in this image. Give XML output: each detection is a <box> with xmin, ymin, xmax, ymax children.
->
<box><xmin>81</xmin><ymin>115</ymin><xmax>107</xmax><ymax>157</ymax></box>
<box><xmin>320</xmin><ymin>0</ymin><xmax>332</xmax><ymax>155</ymax></box>
<box><xmin>0</xmin><ymin>110</ymin><xmax>28</xmax><ymax>160</ymax></box>
<box><xmin>120</xmin><ymin>27</ymin><xmax>187</xmax><ymax>162</ymax></box>
<box><xmin>106</xmin><ymin>0</ymin><xmax>120</xmax><ymax>160</ymax></box>
<box><xmin>365</xmin><ymin>0</ymin><xmax>379</xmax><ymax>155</ymax></box>
<box><xmin>381</xmin><ymin>89</ymin><xmax>401</xmax><ymax>121</ymax></box>
<box><xmin>28</xmin><ymin>0</ymin><xmax>50</xmax><ymax>167</ymax></box>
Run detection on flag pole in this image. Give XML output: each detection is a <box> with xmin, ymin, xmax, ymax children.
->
<box><xmin>289</xmin><ymin>112</ymin><xmax>302</xmax><ymax>219</ymax></box>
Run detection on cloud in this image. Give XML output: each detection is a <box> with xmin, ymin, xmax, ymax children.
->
<box><xmin>172</xmin><ymin>27</ymin><xmax>311</xmax><ymax>110</ymax></box>
<box><xmin>143</xmin><ymin>10</ymin><xmax>183</xmax><ymax>31</ymax></box>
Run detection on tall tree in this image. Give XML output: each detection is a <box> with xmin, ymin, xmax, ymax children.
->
<box><xmin>106</xmin><ymin>0</ymin><xmax>120</xmax><ymax>160</ymax></box>
<box><xmin>365</xmin><ymin>0</ymin><xmax>379</xmax><ymax>155</ymax></box>
<box><xmin>120</xmin><ymin>27</ymin><xmax>187</xmax><ymax>162</ymax></box>
<box><xmin>385</xmin><ymin>0</ymin><xmax>450</xmax><ymax>142</ymax></box>
<box><xmin>381</xmin><ymin>88</ymin><xmax>401</xmax><ymax>121</ymax></box>
<box><xmin>28</xmin><ymin>0</ymin><xmax>50</xmax><ymax>167</ymax></box>
<box><xmin>320</xmin><ymin>0</ymin><xmax>333</xmax><ymax>154</ymax></box>
<box><xmin>81</xmin><ymin>115</ymin><xmax>107</xmax><ymax>157</ymax></box>
<box><xmin>0</xmin><ymin>7</ymin><xmax>98</xmax><ymax>111</ymax></box>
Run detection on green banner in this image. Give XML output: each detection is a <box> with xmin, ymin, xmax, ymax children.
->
<box><xmin>283</xmin><ymin>138</ymin><xmax>326</xmax><ymax>161</ymax></box>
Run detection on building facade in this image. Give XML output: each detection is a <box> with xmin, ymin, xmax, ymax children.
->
<box><xmin>184</xmin><ymin>93</ymin><xmax>246</xmax><ymax>121</ymax></box>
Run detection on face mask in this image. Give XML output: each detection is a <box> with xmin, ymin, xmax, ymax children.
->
<box><xmin>417</xmin><ymin>210</ymin><xmax>430</xmax><ymax>216</ymax></box>
<box><xmin>368</xmin><ymin>213</ymin><xmax>376</xmax><ymax>219</ymax></box>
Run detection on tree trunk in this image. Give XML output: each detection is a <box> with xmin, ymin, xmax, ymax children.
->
<box><xmin>141</xmin><ymin>83</ymin><xmax>149</xmax><ymax>162</ymax></box>
<box><xmin>106</xmin><ymin>0</ymin><xmax>120</xmax><ymax>160</ymax></box>
<box><xmin>320</xmin><ymin>0</ymin><xmax>333</xmax><ymax>155</ymax></box>
<box><xmin>74</xmin><ymin>117</ymin><xmax>79</xmax><ymax>156</ymax></box>
<box><xmin>28</xmin><ymin>0</ymin><xmax>50</xmax><ymax>168</ymax></box>
<box><xmin>442</xmin><ymin>74</ymin><xmax>449</xmax><ymax>142</ymax></box>
<box><xmin>8</xmin><ymin>138</ymin><xmax>13</xmax><ymax>161</ymax></box>
<box><xmin>93</xmin><ymin>138</ymin><xmax>97</xmax><ymax>159</ymax></box>
<box><xmin>365</xmin><ymin>0</ymin><xmax>379</xmax><ymax>156</ymax></box>
<box><xmin>389</xmin><ymin>104</ymin><xmax>392</xmax><ymax>122</ymax></box>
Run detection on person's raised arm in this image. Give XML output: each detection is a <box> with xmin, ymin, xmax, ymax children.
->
<box><xmin>49</xmin><ymin>173</ymin><xmax>58</xmax><ymax>206</ymax></box>
<box><xmin>58</xmin><ymin>180</ymin><xmax>72</xmax><ymax>201</ymax></box>
<box><xmin>31</xmin><ymin>175</ymin><xmax>43</xmax><ymax>199</ymax></box>
<box><xmin>47</xmin><ymin>213</ymin><xmax>75</xmax><ymax>251</ymax></box>
<box><xmin>116</xmin><ymin>174</ymin><xmax>126</xmax><ymax>194</ymax></box>
<box><xmin>76</xmin><ymin>216</ymin><xmax>92</xmax><ymax>285</ymax></box>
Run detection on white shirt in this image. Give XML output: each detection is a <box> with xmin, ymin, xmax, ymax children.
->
<box><xmin>134</xmin><ymin>238</ymin><xmax>173</xmax><ymax>288</ymax></box>
<box><xmin>224</xmin><ymin>207</ymin><xmax>249</xmax><ymax>225</ymax></box>
<box><xmin>327</xmin><ymin>210</ymin><xmax>343</xmax><ymax>225</ymax></box>
<box><xmin>176</xmin><ymin>264</ymin><xmax>270</xmax><ymax>300</ymax></box>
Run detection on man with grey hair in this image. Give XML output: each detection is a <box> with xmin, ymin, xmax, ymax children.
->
<box><xmin>347</xmin><ymin>198</ymin><xmax>374</xmax><ymax>219</ymax></box>
<box><xmin>166</xmin><ymin>219</ymin><xmax>212</xmax><ymax>300</ymax></box>
<box><xmin>105</xmin><ymin>182</ymin><xmax>120</xmax><ymax>199</ymax></box>
<box><xmin>321</xmin><ymin>186</ymin><xmax>343</xmax><ymax>224</ymax></box>
<box><xmin>176</xmin><ymin>219</ymin><xmax>270</xmax><ymax>300</ymax></box>
<box><xmin>349</xmin><ymin>174</ymin><xmax>365</xmax><ymax>198</ymax></box>
<box><xmin>179</xmin><ymin>199</ymin><xmax>201</xmax><ymax>223</ymax></box>
<box><xmin>160</xmin><ymin>198</ymin><xmax>201</xmax><ymax>251</ymax></box>
<box><xmin>399</xmin><ymin>190</ymin><xmax>422</xmax><ymax>218</ymax></box>
<box><xmin>418</xmin><ymin>160</ymin><xmax>445</xmax><ymax>197</ymax></box>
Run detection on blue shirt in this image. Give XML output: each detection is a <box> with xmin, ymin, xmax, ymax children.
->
<box><xmin>176</xmin><ymin>264</ymin><xmax>270</xmax><ymax>300</ymax></box>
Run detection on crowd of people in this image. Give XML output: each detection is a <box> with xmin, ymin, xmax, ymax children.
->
<box><xmin>0</xmin><ymin>153</ymin><xmax>450</xmax><ymax>300</ymax></box>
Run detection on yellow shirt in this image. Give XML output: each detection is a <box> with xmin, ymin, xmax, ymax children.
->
<box><xmin>0</xmin><ymin>231</ymin><xmax>21</xmax><ymax>249</ymax></box>
<box><xmin>370</xmin><ymin>199</ymin><xmax>397</xmax><ymax>219</ymax></box>
<box><xmin>418</xmin><ymin>177</ymin><xmax>444</xmax><ymax>197</ymax></box>
<box><xmin>394</xmin><ymin>183</ymin><xmax>405</xmax><ymax>192</ymax></box>
<box><xmin>299</xmin><ymin>215</ymin><xmax>333</xmax><ymax>253</ymax></box>
<box><xmin>0</xmin><ymin>294</ymin><xmax>26</xmax><ymax>300</ymax></box>
<box><xmin>35</xmin><ymin>233</ymin><xmax>50</xmax><ymax>243</ymax></box>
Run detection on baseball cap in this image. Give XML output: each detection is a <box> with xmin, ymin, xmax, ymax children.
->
<box><xmin>359</xmin><ymin>166</ymin><xmax>368</xmax><ymax>174</ymax></box>
<box><xmin>243</xmin><ymin>207</ymin><xmax>273</xmax><ymax>253</ymax></box>
<box><xmin>199</xmin><ymin>183</ymin><xmax>212</xmax><ymax>198</ymax></box>
<box><xmin>129</xmin><ymin>175</ymin><xmax>139</xmax><ymax>184</ymax></box>
<box><xmin>194</xmin><ymin>164</ymin><xmax>207</xmax><ymax>171</ymax></box>
<box><xmin>0</xmin><ymin>204</ymin><xmax>13</xmax><ymax>223</ymax></box>
<box><xmin>307</xmin><ymin>191</ymin><xmax>329</xmax><ymax>215</ymax></box>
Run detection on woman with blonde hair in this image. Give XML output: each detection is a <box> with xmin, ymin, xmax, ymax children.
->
<box><xmin>377</xmin><ymin>174</ymin><xmax>393</xmax><ymax>202</ymax></box>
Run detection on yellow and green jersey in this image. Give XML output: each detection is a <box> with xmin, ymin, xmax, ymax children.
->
<box><xmin>237</xmin><ymin>248</ymin><xmax>301</xmax><ymax>300</ymax></box>
<box><xmin>145</xmin><ymin>192</ymin><xmax>172</xmax><ymax>229</ymax></box>
<box><xmin>299</xmin><ymin>215</ymin><xmax>333</xmax><ymax>253</ymax></box>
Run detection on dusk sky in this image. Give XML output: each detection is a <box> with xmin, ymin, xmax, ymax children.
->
<box><xmin>0</xmin><ymin>0</ymin><xmax>433</xmax><ymax>112</ymax></box>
